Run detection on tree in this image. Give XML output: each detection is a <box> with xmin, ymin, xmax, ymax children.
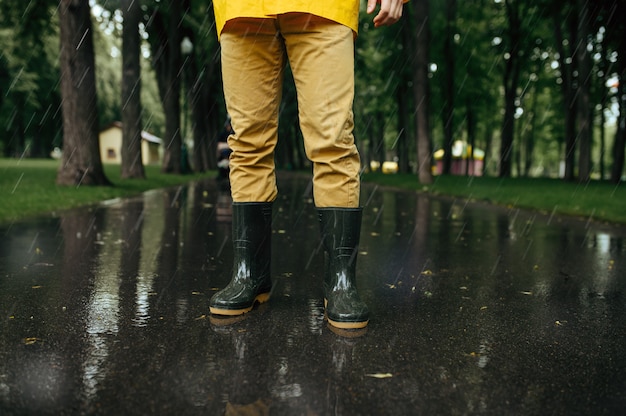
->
<box><xmin>56</xmin><ymin>0</ymin><xmax>110</xmax><ymax>186</ymax></box>
<box><xmin>145</xmin><ymin>0</ymin><xmax>184</xmax><ymax>174</ymax></box>
<box><xmin>498</xmin><ymin>0</ymin><xmax>524</xmax><ymax>177</ymax></box>
<box><xmin>441</xmin><ymin>0</ymin><xmax>457</xmax><ymax>175</ymax></box>
<box><xmin>120</xmin><ymin>0</ymin><xmax>145</xmax><ymax>179</ymax></box>
<box><xmin>598</xmin><ymin>0</ymin><xmax>626</xmax><ymax>184</ymax></box>
<box><xmin>551</xmin><ymin>0</ymin><xmax>578</xmax><ymax>181</ymax></box>
<box><xmin>182</xmin><ymin>0</ymin><xmax>221</xmax><ymax>172</ymax></box>
<box><xmin>575</xmin><ymin>0</ymin><xmax>593</xmax><ymax>182</ymax></box>
<box><xmin>0</xmin><ymin>0</ymin><xmax>62</xmax><ymax>158</ymax></box>
<box><xmin>610</xmin><ymin>13</ymin><xmax>626</xmax><ymax>183</ymax></box>
<box><xmin>413</xmin><ymin>0</ymin><xmax>433</xmax><ymax>184</ymax></box>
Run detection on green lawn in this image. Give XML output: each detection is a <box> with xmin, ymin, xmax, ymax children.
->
<box><xmin>361</xmin><ymin>172</ymin><xmax>626</xmax><ymax>225</ymax></box>
<box><xmin>1</xmin><ymin>158</ymin><xmax>209</xmax><ymax>224</ymax></box>
<box><xmin>1</xmin><ymin>158</ymin><xmax>624</xmax><ymax>225</ymax></box>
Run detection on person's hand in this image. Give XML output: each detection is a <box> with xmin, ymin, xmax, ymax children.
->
<box><xmin>367</xmin><ymin>0</ymin><xmax>404</xmax><ymax>27</ymax></box>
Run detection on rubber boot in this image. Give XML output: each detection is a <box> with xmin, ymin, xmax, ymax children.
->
<box><xmin>209</xmin><ymin>202</ymin><xmax>272</xmax><ymax>315</ymax></box>
<box><xmin>318</xmin><ymin>208</ymin><xmax>369</xmax><ymax>329</ymax></box>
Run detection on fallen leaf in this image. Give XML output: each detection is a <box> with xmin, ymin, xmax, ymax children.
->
<box><xmin>366</xmin><ymin>373</ymin><xmax>393</xmax><ymax>379</ymax></box>
<box><xmin>24</xmin><ymin>337</ymin><xmax>38</xmax><ymax>345</ymax></box>
<box><xmin>520</xmin><ymin>291</ymin><xmax>533</xmax><ymax>296</ymax></box>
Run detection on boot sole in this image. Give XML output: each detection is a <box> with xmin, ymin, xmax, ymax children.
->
<box><xmin>327</xmin><ymin>317</ymin><xmax>369</xmax><ymax>330</ymax></box>
<box><xmin>209</xmin><ymin>292</ymin><xmax>270</xmax><ymax>316</ymax></box>
<box><xmin>324</xmin><ymin>298</ymin><xmax>369</xmax><ymax>329</ymax></box>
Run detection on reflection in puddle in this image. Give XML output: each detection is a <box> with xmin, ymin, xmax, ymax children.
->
<box><xmin>307</xmin><ymin>298</ymin><xmax>324</xmax><ymax>335</ymax></box>
<box><xmin>477</xmin><ymin>341</ymin><xmax>490</xmax><ymax>369</ymax></box>
<box><xmin>271</xmin><ymin>357</ymin><xmax>303</xmax><ymax>400</ymax></box>
<box><xmin>133</xmin><ymin>274</ymin><xmax>154</xmax><ymax>327</ymax></box>
<box><xmin>81</xmin><ymin>228</ymin><xmax>121</xmax><ymax>398</ymax></box>
<box><xmin>270</xmin><ymin>383</ymin><xmax>303</xmax><ymax>400</ymax></box>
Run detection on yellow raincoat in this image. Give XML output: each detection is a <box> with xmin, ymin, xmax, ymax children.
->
<box><xmin>213</xmin><ymin>0</ymin><xmax>360</xmax><ymax>38</ymax></box>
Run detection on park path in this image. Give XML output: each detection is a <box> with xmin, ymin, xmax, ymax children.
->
<box><xmin>1</xmin><ymin>172</ymin><xmax>625</xmax><ymax>415</ymax></box>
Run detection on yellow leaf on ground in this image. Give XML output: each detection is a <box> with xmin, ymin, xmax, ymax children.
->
<box><xmin>366</xmin><ymin>373</ymin><xmax>393</xmax><ymax>379</ymax></box>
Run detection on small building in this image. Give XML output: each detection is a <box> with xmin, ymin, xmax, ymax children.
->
<box><xmin>433</xmin><ymin>140</ymin><xmax>484</xmax><ymax>176</ymax></box>
<box><xmin>99</xmin><ymin>121</ymin><xmax>161</xmax><ymax>165</ymax></box>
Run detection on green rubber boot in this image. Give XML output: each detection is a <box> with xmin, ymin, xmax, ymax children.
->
<box><xmin>318</xmin><ymin>208</ymin><xmax>369</xmax><ymax>329</ymax></box>
<box><xmin>209</xmin><ymin>202</ymin><xmax>272</xmax><ymax>316</ymax></box>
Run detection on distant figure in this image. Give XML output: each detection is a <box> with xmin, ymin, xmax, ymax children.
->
<box><xmin>216</xmin><ymin>115</ymin><xmax>233</xmax><ymax>181</ymax></box>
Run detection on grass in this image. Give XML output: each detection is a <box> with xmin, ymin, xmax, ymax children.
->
<box><xmin>0</xmin><ymin>158</ymin><xmax>210</xmax><ymax>225</ymax></box>
<box><xmin>361</xmin><ymin>172</ymin><xmax>626</xmax><ymax>225</ymax></box>
<box><xmin>1</xmin><ymin>158</ymin><xmax>624</xmax><ymax>225</ymax></box>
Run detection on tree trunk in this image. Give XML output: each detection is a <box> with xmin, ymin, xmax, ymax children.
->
<box><xmin>499</xmin><ymin>0</ymin><xmax>522</xmax><ymax>178</ymax></box>
<box><xmin>121</xmin><ymin>0</ymin><xmax>145</xmax><ymax>179</ymax></box>
<box><xmin>56</xmin><ymin>0</ymin><xmax>110</xmax><ymax>186</ymax></box>
<box><xmin>524</xmin><ymin>89</ymin><xmax>537</xmax><ymax>177</ymax></box>
<box><xmin>413</xmin><ymin>0</ymin><xmax>433</xmax><ymax>184</ymax></box>
<box><xmin>611</xmin><ymin>35</ymin><xmax>626</xmax><ymax>183</ymax></box>
<box><xmin>188</xmin><ymin>46</ymin><xmax>218</xmax><ymax>172</ymax></box>
<box><xmin>397</xmin><ymin>87</ymin><xmax>409</xmax><ymax>174</ymax></box>
<box><xmin>553</xmin><ymin>6</ymin><xmax>578</xmax><ymax>181</ymax></box>
<box><xmin>442</xmin><ymin>0</ymin><xmax>457</xmax><ymax>175</ymax></box>
<box><xmin>466</xmin><ymin>104</ymin><xmax>477</xmax><ymax>176</ymax></box>
<box><xmin>146</xmin><ymin>0</ymin><xmax>183</xmax><ymax>174</ymax></box>
<box><xmin>576</xmin><ymin>0</ymin><xmax>592</xmax><ymax>183</ymax></box>
<box><xmin>398</xmin><ymin>13</ymin><xmax>413</xmax><ymax>174</ymax></box>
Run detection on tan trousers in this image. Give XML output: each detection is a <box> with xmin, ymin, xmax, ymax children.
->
<box><xmin>220</xmin><ymin>13</ymin><xmax>361</xmax><ymax>207</ymax></box>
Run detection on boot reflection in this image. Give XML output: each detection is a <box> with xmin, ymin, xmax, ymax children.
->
<box><xmin>211</xmin><ymin>304</ymin><xmax>271</xmax><ymax>413</ymax></box>
<box><xmin>327</xmin><ymin>323</ymin><xmax>368</xmax><ymax>339</ymax></box>
<box><xmin>209</xmin><ymin>313</ymin><xmax>249</xmax><ymax>329</ymax></box>
<box><xmin>216</xmin><ymin>190</ymin><xmax>233</xmax><ymax>223</ymax></box>
<box><xmin>225</xmin><ymin>399</ymin><xmax>270</xmax><ymax>416</ymax></box>
<box><xmin>327</xmin><ymin>323</ymin><xmax>367</xmax><ymax>375</ymax></box>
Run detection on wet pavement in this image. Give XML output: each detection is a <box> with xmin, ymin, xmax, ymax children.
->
<box><xmin>1</xmin><ymin>172</ymin><xmax>626</xmax><ymax>415</ymax></box>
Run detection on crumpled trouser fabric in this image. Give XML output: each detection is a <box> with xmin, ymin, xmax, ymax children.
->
<box><xmin>220</xmin><ymin>13</ymin><xmax>361</xmax><ymax>208</ymax></box>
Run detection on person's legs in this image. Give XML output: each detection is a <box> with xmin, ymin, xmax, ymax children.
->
<box><xmin>279</xmin><ymin>14</ymin><xmax>369</xmax><ymax>329</ymax></box>
<box><xmin>279</xmin><ymin>13</ymin><xmax>360</xmax><ymax>208</ymax></box>
<box><xmin>220</xmin><ymin>18</ymin><xmax>285</xmax><ymax>203</ymax></box>
<box><xmin>211</xmin><ymin>19</ymin><xmax>284</xmax><ymax>316</ymax></box>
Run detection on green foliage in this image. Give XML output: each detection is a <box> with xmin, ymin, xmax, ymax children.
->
<box><xmin>91</xmin><ymin>2</ymin><xmax>165</xmax><ymax>136</ymax></box>
<box><xmin>0</xmin><ymin>0</ymin><xmax>61</xmax><ymax>157</ymax></box>
<box><xmin>355</xmin><ymin>5</ymin><xmax>407</xmax><ymax>162</ymax></box>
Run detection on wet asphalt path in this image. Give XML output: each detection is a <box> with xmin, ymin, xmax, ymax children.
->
<box><xmin>1</xmin><ymin>172</ymin><xmax>625</xmax><ymax>415</ymax></box>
